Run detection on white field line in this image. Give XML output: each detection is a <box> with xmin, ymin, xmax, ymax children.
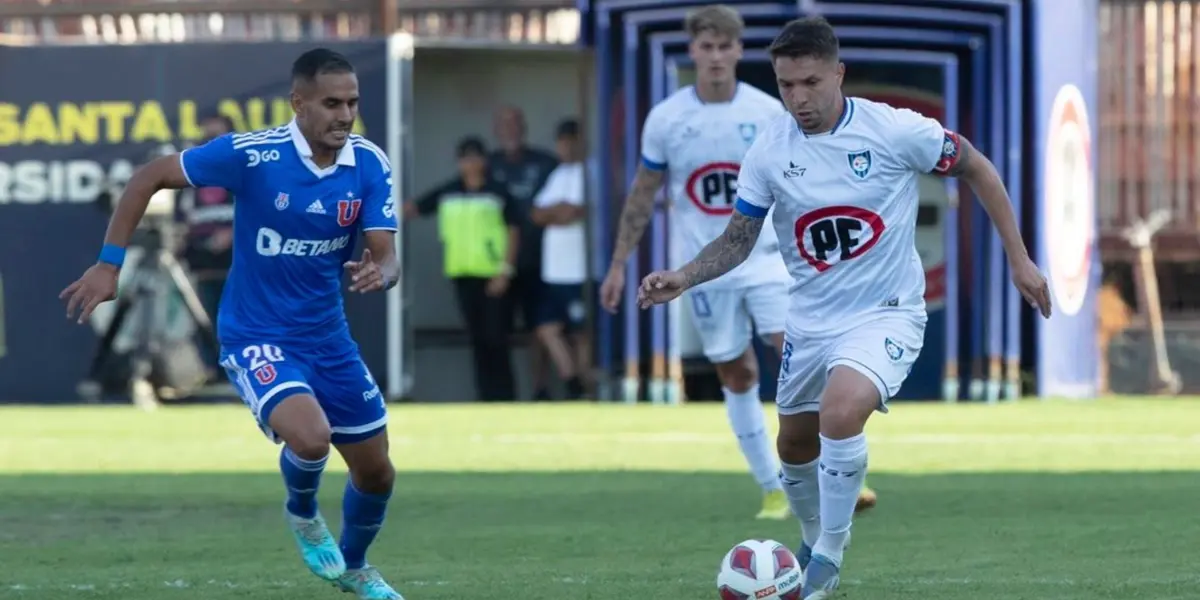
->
<box><xmin>378</xmin><ymin>432</ymin><xmax>1200</xmax><ymax>445</ymax></box>
<box><xmin>15</xmin><ymin>433</ymin><xmax>1200</xmax><ymax>447</ymax></box>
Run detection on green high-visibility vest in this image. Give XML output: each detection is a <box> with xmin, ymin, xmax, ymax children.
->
<box><xmin>438</xmin><ymin>193</ymin><xmax>509</xmax><ymax>277</ymax></box>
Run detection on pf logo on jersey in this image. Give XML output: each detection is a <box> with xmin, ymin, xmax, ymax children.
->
<box><xmin>793</xmin><ymin>205</ymin><xmax>885</xmax><ymax>273</ymax></box>
<box><xmin>685</xmin><ymin>162</ymin><xmax>739</xmax><ymax>215</ymax></box>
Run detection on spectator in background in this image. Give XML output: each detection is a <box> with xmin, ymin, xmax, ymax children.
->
<box><xmin>530</xmin><ymin>119</ymin><xmax>592</xmax><ymax>399</ymax></box>
<box><xmin>181</xmin><ymin>114</ymin><xmax>235</xmax><ymax>378</ymax></box>
<box><xmin>490</xmin><ymin>106</ymin><xmax>559</xmax><ymax>400</ymax></box>
<box><xmin>404</xmin><ymin>137</ymin><xmax>520</xmax><ymax>402</ymax></box>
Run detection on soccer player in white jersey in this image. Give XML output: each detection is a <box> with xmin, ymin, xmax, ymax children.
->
<box><xmin>636</xmin><ymin>17</ymin><xmax>1052</xmax><ymax>598</ymax></box>
<box><xmin>600</xmin><ymin>5</ymin><xmax>875</xmax><ymax>520</ymax></box>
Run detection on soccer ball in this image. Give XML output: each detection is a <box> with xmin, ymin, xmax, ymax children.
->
<box><xmin>716</xmin><ymin>539</ymin><xmax>803</xmax><ymax>600</ymax></box>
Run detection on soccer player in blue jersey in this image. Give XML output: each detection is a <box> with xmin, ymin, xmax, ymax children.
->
<box><xmin>61</xmin><ymin>49</ymin><xmax>406</xmax><ymax>600</ymax></box>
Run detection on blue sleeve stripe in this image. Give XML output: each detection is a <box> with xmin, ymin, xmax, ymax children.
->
<box><xmin>177</xmin><ymin>151</ymin><xmax>196</xmax><ymax>187</ymax></box>
<box><xmin>641</xmin><ymin>156</ymin><xmax>666</xmax><ymax>171</ymax></box>
<box><xmin>735</xmin><ymin>197</ymin><xmax>769</xmax><ymax>218</ymax></box>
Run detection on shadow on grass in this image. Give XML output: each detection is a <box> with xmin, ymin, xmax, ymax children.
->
<box><xmin>2</xmin><ymin>471</ymin><xmax>1197</xmax><ymax>600</ymax></box>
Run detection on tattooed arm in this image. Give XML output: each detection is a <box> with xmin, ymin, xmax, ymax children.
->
<box><xmin>609</xmin><ymin>164</ymin><xmax>666</xmax><ymax>263</ymax></box>
<box><xmin>678</xmin><ymin>211</ymin><xmax>766</xmax><ymax>289</ymax></box>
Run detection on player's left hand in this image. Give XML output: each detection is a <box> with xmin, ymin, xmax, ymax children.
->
<box><xmin>344</xmin><ymin>248</ymin><xmax>388</xmax><ymax>293</ymax></box>
<box><xmin>1010</xmin><ymin>254</ymin><xmax>1052</xmax><ymax>318</ymax></box>
<box><xmin>637</xmin><ymin>270</ymin><xmax>687</xmax><ymax>309</ymax></box>
<box><xmin>486</xmin><ymin>274</ymin><xmax>511</xmax><ymax>297</ymax></box>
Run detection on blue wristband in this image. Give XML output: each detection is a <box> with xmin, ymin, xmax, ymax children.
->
<box><xmin>98</xmin><ymin>244</ymin><xmax>126</xmax><ymax>268</ymax></box>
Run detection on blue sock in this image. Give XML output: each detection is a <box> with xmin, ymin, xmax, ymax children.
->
<box><xmin>339</xmin><ymin>480</ymin><xmax>392</xmax><ymax>570</ymax></box>
<box><xmin>280</xmin><ymin>447</ymin><xmax>328</xmax><ymax>519</ymax></box>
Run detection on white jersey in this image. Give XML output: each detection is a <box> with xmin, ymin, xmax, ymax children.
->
<box><xmin>735</xmin><ymin>97</ymin><xmax>959</xmax><ymax>334</ymax></box>
<box><xmin>640</xmin><ymin>83</ymin><xmax>790</xmax><ymax>290</ymax></box>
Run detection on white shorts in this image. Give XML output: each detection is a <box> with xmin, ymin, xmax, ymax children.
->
<box><xmin>683</xmin><ymin>281</ymin><xmax>788</xmax><ymax>363</ymax></box>
<box><xmin>776</xmin><ymin>311</ymin><xmax>925</xmax><ymax>415</ymax></box>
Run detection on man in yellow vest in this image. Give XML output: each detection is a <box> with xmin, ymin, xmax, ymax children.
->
<box><xmin>404</xmin><ymin>137</ymin><xmax>521</xmax><ymax>401</ymax></box>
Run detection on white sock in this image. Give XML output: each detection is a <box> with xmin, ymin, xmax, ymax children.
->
<box><xmin>723</xmin><ymin>385</ymin><xmax>782</xmax><ymax>492</ymax></box>
<box><xmin>814</xmin><ymin>433</ymin><xmax>868</xmax><ymax>566</ymax></box>
<box><xmin>779</xmin><ymin>459</ymin><xmax>822</xmax><ymax>548</ymax></box>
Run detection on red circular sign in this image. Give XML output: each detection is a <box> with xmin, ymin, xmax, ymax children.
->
<box><xmin>1043</xmin><ymin>84</ymin><xmax>1094</xmax><ymax>316</ymax></box>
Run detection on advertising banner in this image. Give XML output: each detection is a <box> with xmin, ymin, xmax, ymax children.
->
<box><xmin>1032</xmin><ymin>0</ymin><xmax>1100</xmax><ymax>397</ymax></box>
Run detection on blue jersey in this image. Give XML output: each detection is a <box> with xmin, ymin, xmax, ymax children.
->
<box><xmin>181</xmin><ymin>120</ymin><xmax>396</xmax><ymax>345</ymax></box>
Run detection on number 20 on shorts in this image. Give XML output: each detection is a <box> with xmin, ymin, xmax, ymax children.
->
<box><xmin>244</xmin><ymin>344</ymin><xmax>285</xmax><ymax>385</ymax></box>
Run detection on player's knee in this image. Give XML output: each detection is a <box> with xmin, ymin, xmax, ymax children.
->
<box><xmin>818</xmin><ymin>366</ymin><xmax>880</xmax><ymax>438</ymax></box>
<box><xmin>287</xmin><ymin>432</ymin><xmax>332</xmax><ymax>462</ymax></box>
<box><xmin>269</xmin><ymin>394</ymin><xmax>333</xmax><ymax>459</ymax></box>
<box><xmin>278</xmin><ymin>425</ymin><xmax>332</xmax><ymax>461</ymax></box>
<box><xmin>351</xmin><ymin>457</ymin><xmax>396</xmax><ymax>494</ymax></box>
<box><xmin>776</xmin><ymin>413</ymin><xmax>820</xmax><ymax>464</ymax></box>
<box><xmin>715</xmin><ymin>350</ymin><xmax>758</xmax><ymax>392</ymax></box>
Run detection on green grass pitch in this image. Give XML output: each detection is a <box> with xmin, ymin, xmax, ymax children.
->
<box><xmin>2</xmin><ymin>398</ymin><xmax>1198</xmax><ymax>599</ymax></box>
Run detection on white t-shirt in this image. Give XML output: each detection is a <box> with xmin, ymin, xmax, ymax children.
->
<box><xmin>534</xmin><ymin>161</ymin><xmax>588</xmax><ymax>284</ymax></box>
<box><xmin>640</xmin><ymin>82</ymin><xmax>790</xmax><ymax>290</ymax></box>
<box><xmin>735</xmin><ymin>97</ymin><xmax>959</xmax><ymax>334</ymax></box>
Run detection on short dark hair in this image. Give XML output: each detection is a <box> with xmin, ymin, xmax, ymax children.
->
<box><xmin>768</xmin><ymin>16</ymin><xmax>839</xmax><ymax>62</ymax></box>
<box><xmin>555</xmin><ymin>118</ymin><xmax>580</xmax><ymax>139</ymax></box>
<box><xmin>456</xmin><ymin>136</ymin><xmax>487</xmax><ymax>158</ymax></box>
<box><xmin>292</xmin><ymin>48</ymin><xmax>355</xmax><ymax>83</ymax></box>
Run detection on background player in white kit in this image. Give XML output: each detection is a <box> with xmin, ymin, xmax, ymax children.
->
<box><xmin>636</xmin><ymin>17</ymin><xmax>1052</xmax><ymax>599</ymax></box>
<box><xmin>600</xmin><ymin>5</ymin><xmax>874</xmax><ymax>520</ymax></box>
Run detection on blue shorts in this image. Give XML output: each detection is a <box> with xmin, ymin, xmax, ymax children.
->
<box><xmin>534</xmin><ymin>283</ymin><xmax>587</xmax><ymax>330</ymax></box>
<box><xmin>220</xmin><ymin>336</ymin><xmax>387</xmax><ymax>445</ymax></box>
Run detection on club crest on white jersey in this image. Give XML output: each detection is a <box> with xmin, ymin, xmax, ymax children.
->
<box><xmin>847</xmin><ymin>149</ymin><xmax>873</xmax><ymax>178</ymax></box>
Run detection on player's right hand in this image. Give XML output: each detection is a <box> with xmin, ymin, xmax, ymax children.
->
<box><xmin>599</xmin><ymin>263</ymin><xmax>625</xmax><ymax>314</ymax></box>
<box><xmin>637</xmin><ymin>270</ymin><xmax>687</xmax><ymax>309</ymax></box>
<box><xmin>60</xmin><ymin>263</ymin><xmax>119</xmax><ymax>324</ymax></box>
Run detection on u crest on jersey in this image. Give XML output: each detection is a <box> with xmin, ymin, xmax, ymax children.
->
<box><xmin>337</xmin><ymin>195</ymin><xmax>362</xmax><ymax>226</ymax></box>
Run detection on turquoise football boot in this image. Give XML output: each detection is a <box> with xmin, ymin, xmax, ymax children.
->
<box><xmin>283</xmin><ymin>503</ymin><xmax>346</xmax><ymax>581</ymax></box>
